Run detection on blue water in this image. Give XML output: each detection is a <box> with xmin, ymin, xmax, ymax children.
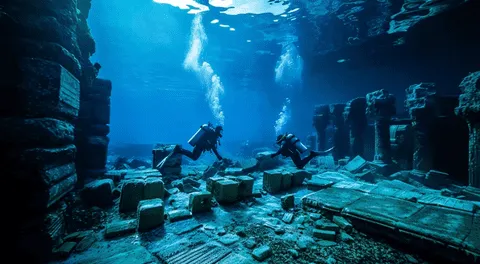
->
<box><xmin>89</xmin><ymin>1</ymin><xmax>309</xmax><ymax>149</ymax></box>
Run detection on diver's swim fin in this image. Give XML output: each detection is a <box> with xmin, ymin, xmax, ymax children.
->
<box><xmin>311</xmin><ymin>146</ymin><xmax>335</xmax><ymax>157</ymax></box>
<box><xmin>156</xmin><ymin>149</ymin><xmax>176</xmax><ymax>169</ymax></box>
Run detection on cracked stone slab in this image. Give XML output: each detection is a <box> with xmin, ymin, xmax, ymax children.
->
<box><xmin>342</xmin><ymin>195</ymin><xmax>424</xmax><ymax>228</ymax></box>
<box><xmin>302</xmin><ymin>187</ymin><xmax>366</xmax><ymax>213</ymax></box>
<box><xmin>396</xmin><ymin>205</ymin><xmax>474</xmax><ymax>248</ymax></box>
<box><xmin>333</xmin><ymin>181</ymin><xmax>377</xmax><ymax>193</ymax></box>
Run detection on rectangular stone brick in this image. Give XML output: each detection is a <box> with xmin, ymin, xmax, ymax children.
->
<box><xmin>215</xmin><ymin>180</ymin><xmax>239</xmax><ymax>203</ymax></box>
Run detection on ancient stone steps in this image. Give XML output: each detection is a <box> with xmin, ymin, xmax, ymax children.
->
<box><xmin>164</xmin><ymin>243</ymin><xmax>232</xmax><ymax>264</ymax></box>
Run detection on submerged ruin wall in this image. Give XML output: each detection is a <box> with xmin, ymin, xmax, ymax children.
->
<box><xmin>0</xmin><ymin>0</ymin><xmax>109</xmax><ymax>261</ymax></box>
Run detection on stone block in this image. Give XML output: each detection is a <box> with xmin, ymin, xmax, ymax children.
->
<box><xmin>137</xmin><ymin>199</ymin><xmax>164</xmax><ymax>232</ymax></box>
<box><xmin>314</xmin><ymin>220</ymin><xmax>340</xmax><ymax>233</ymax></box>
<box><xmin>292</xmin><ymin>170</ymin><xmax>312</xmax><ymax>186</ymax></box>
<box><xmin>104</xmin><ymin>219</ymin><xmax>137</xmax><ymax>239</ymax></box>
<box><xmin>338</xmin><ymin>159</ymin><xmax>349</xmax><ymax>166</ymax></box>
<box><xmin>256</xmin><ymin>151</ymin><xmax>284</xmax><ymax>171</ymax></box>
<box><xmin>332</xmin><ymin>216</ymin><xmax>353</xmax><ymax>233</ymax></box>
<box><xmin>0</xmin><ymin>118</ymin><xmax>75</xmax><ymax>149</ymax></box>
<box><xmin>252</xmin><ymin>245</ymin><xmax>272</xmax><ymax>261</ymax></box>
<box><xmin>224</xmin><ymin>168</ymin><xmax>243</xmax><ymax>176</ymax></box>
<box><xmin>214</xmin><ymin>180</ymin><xmax>239</xmax><ymax>203</ymax></box>
<box><xmin>168</xmin><ymin>209</ymin><xmax>192</xmax><ymax>222</ymax></box>
<box><xmin>282</xmin><ymin>212</ymin><xmax>294</xmax><ymax>224</ymax></box>
<box><xmin>89</xmin><ymin>78</ymin><xmax>113</xmax><ymax>98</ymax></box>
<box><xmin>189</xmin><ymin>191</ymin><xmax>212</xmax><ymax>214</ymax></box>
<box><xmin>144</xmin><ymin>177</ymin><xmax>164</xmax><ymax>199</ymax></box>
<box><xmin>263</xmin><ymin>170</ymin><xmax>283</xmax><ymax>193</ymax></box>
<box><xmin>54</xmin><ymin>242</ymin><xmax>76</xmax><ymax>258</ymax></box>
<box><xmin>78</xmin><ymin>136</ymin><xmax>109</xmax><ymax>170</ymax></box>
<box><xmin>79</xmin><ymin>97</ymin><xmax>110</xmax><ymax>124</ymax></box>
<box><xmin>48</xmin><ymin>173</ymin><xmax>76</xmax><ymax>208</ymax></box>
<box><xmin>119</xmin><ymin>179</ymin><xmax>145</xmax><ymax>213</ymax></box>
<box><xmin>11</xmin><ymin>58</ymin><xmax>80</xmax><ymax>120</ymax></box>
<box><xmin>237</xmin><ymin>176</ymin><xmax>254</xmax><ymax>197</ymax></box>
<box><xmin>281</xmin><ymin>194</ymin><xmax>295</xmax><ymax>210</ymax></box>
<box><xmin>82</xmin><ymin>179</ymin><xmax>113</xmax><ymax>207</ymax></box>
<box><xmin>344</xmin><ymin>155</ymin><xmax>368</xmax><ymax>173</ymax></box>
<box><xmin>282</xmin><ymin>172</ymin><xmax>293</xmax><ymax>189</ymax></box>
<box><xmin>313</xmin><ymin>229</ymin><xmax>336</xmax><ymax>241</ymax></box>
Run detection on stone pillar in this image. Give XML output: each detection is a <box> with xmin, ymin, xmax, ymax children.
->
<box><xmin>405</xmin><ymin>83</ymin><xmax>437</xmax><ymax>174</ymax></box>
<box><xmin>313</xmin><ymin>105</ymin><xmax>330</xmax><ymax>151</ymax></box>
<box><xmin>455</xmin><ymin>71</ymin><xmax>480</xmax><ymax>188</ymax></box>
<box><xmin>344</xmin><ymin>97</ymin><xmax>367</xmax><ymax>159</ymax></box>
<box><xmin>366</xmin><ymin>89</ymin><xmax>396</xmax><ymax>164</ymax></box>
<box><xmin>330</xmin><ymin>103</ymin><xmax>348</xmax><ymax>161</ymax></box>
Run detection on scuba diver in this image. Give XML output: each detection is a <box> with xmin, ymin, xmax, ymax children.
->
<box><xmin>271</xmin><ymin>133</ymin><xmax>334</xmax><ymax>169</ymax></box>
<box><xmin>173</xmin><ymin>122</ymin><xmax>223</xmax><ymax>161</ymax></box>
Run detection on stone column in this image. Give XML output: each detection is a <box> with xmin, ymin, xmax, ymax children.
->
<box><xmin>455</xmin><ymin>71</ymin><xmax>480</xmax><ymax>188</ymax></box>
<box><xmin>344</xmin><ymin>97</ymin><xmax>367</xmax><ymax>158</ymax></box>
<box><xmin>366</xmin><ymin>89</ymin><xmax>396</xmax><ymax>164</ymax></box>
<box><xmin>313</xmin><ymin>105</ymin><xmax>330</xmax><ymax>151</ymax></box>
<box><xmin>405</xmin><ymin>83</ymin><xmax>437</xmax><ymax>174</ymax></box>
<box><xmin>330</xmin><ymin>103</ymin><xmax>348</xmax><ymax>161</ymax></box>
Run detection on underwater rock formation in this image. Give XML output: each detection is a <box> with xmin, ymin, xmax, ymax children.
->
<box><xmin>455</xmin><ymin>71</ymin><xmax>480</xmax><ymax>188</ymax></box>
<box><xmin>0</xmin><ymin>0</ymin><xmax>101</xmax><ymax>261</ymax></box>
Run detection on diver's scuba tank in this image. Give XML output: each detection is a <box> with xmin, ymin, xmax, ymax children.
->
<box><xmin>188</xmin><ymin>123</ymin><xmax>214</xmax><ymax>147</ymax></box>
<box><xmin>285</xmin><ymin>133</ymin><xmax>308</xmax><ymax>153</ymax></box>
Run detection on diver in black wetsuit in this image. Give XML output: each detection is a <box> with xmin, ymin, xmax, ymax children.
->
<box><xmin>271</xmin><ymin>133</ymin><xmax>334</xmax><ymax>169</ymax></box>
<box><xmin>174</xmin><ymin>124</ymin><xmax>223</xmax><ymax>161</ymax></box>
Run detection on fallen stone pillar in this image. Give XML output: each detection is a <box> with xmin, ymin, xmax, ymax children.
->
<box><xmin>455</xmin><ymin>71</ymin><xmax>480</xmax><ymax>188</ymax></box>
<box><xmin>313</xmin><ymin>105</ymin><xmax>330</xmax><ymax>151</ymax></box>
<box><xmin>344</xmin><ymin>97</ymin><xmax>367</xmax><ymax>159</ymax></box>
<box><xmin>330</xmin><ymin>104</ymin><xmax>349</xmax><ymax>162</ymax></box>
<box><xmin>366</xmin><ymin>89</ymin><xmax>396</xmax><ymax>164</ymax></box>
<box><xmin>405</xmin><ymin>83</ymin><xmax>437</xmax><ymax>174</ymax></box>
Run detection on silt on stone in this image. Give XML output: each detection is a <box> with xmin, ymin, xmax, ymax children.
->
<box><xmin>137</xmin><ymin>199</ymin><xmax>164</xmax><ymax>232</ymax></box>
<box><xmin>189</xmin><ymin>191</ymin><xmax>212</xmax><ymax>214</ymax></box>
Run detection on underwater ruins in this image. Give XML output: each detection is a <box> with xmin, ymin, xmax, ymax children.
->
<box><xmin>3</xmin><ymin>0</ymin><xmax>480</xmax><ymax>263</ymax></box>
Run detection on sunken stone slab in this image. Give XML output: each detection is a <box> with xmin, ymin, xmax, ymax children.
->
<box><xmin>307</xmin><ymin>178</ymin><xmax>335</xmax><ymax>191</ymax></box>
<box><xmin>104</xmin><ymin>219</ymin><xmax>137</xmax><ymax>239</ymax></box>
<box><xmin>333</xmin><ymin>181</ymin><xmax>377</xmax><ymax>193</ymax></box>
<box><xmin>369</xmin><ymin>186</ymin><xmax>422</xmax><ymax>202</ymax></box>
<box><xmin>313</xmin><ymin>229</ymin><xmax>336</xmax><ymax>241</ymax></box>
<box><xmin>333</xmin><ymin>216</ymin><xmax>353</xmax><ymax>233</ymax></box>
<box><xmin>395</xmin><ymin>205</ymin><xmax>474</xmax><ymax>248</ymax></box>
<box><xmin>217</xmin><ymin>253</ymin><xmax>252</xmax><ymax>264</ymax></box>
<box><xmin>224</xmin><ymin>168</ymin><xmax>243</xmax><ymax>176</ymax></box>
<box><xmin>342</xmin><ymin>195</ymin><xmax>424</xmax><ymax>228</ymax></box>
<box><xmin>418</xmin><ymin>194</ymin><xmax>479</xmax><ymax>213</ymax></box>
<box><xmin>163</xmin><ymin>242</ymin><xmax>232</xmax><ymax>264</ymax></box>
<box><xmin>137</xmin><ymin>199</ymin><xmax>164</xmax><ymax>232</ymax></box>
<box><xmin>462</xmin><ymin>213</ymin><xmax>480</xmax><ymax>256</ymax></box>
<box><xmin>207</xmin><ymin>176</ymin><xmax>225</xmax><ymax>193</ymax></box>
<box><xmin>302</xmin><ymin>187</ymin><xmax>367</xmax><ymax>213</ymax></box>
